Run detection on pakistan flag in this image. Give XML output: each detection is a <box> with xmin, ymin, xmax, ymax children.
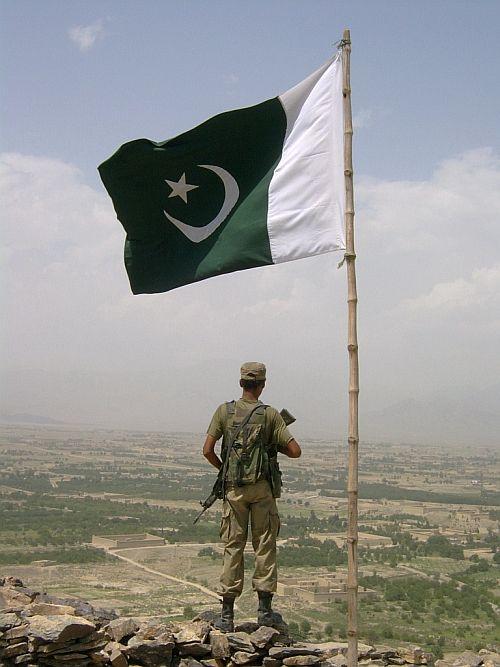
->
<box><xmin>98</xmin><ymin>54</ymin><xmax>345</xmax><ymax>294</ymax></box>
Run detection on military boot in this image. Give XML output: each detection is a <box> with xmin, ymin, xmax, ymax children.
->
<box><xmin>257</xmin><ymin>591</ymin><xmax>285</xmax><ymax>627</ymax></box>
<box><xmin>213</xmin><ymin>596</ymin><xmax>235</xmax><ymax>633</ymax></box>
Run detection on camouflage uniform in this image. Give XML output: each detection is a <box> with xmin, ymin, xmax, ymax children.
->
<box><xmin>207</xmin><ymin>369</ymin><xmax>292</xmax><ymax>599</ymax></box>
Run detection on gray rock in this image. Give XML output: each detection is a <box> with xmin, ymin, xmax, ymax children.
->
<box><xmin>47</xmin><ymin>651</ymin><xmax>89</xmax><ymax>661</ymax></box>
<box><xmin>226</xmin><ymin>633</ymin><xmax>256</xmax><ymax>654</ymax></box>
<box><xmin>369</xmin><ymin>647</ymin><xmax>398</xmax><ymax>660</ymax></box>
<box><xmin>324</xmin><ymin>655</ymin><xmax>347</xmax><ymax>667</ymax></box>
<box><xmin>125</xmin><ymin>635</ymin><xmax>174</xmax><ymax>667</ymax></box>
<box><xmin>174</xmin><ymin>621</ymin><xmax>211</xmax><ymax>644</ymax></box>
<box><xmin>13</xmin><ymin>655</ymin><xmax>31</xmax><ymax>665</ymax></box>
<box><xmin>28</xmin><ymin>614</ymin><xmax>96</xmax><ymax>644</ymax></box>
<box><xmin>3</xmin><ymin>641</ymin><xmax>29</xmax><ymax>657</ymax></box>
<box><xmin>0</xmin><ymin>612</ymin><xmax>23</xmax><ymax>630</ymax></box>
<box><xmin>263</xmin><ymin>659</ymin><xmax>282</xmax><ymax>667</ymax></box>
<box><xmin>110</xmin><ymin>648</ymin><xmax>129</xmax><ymax>667</ymax></box>
<box><xmin>232</xmin><ymin>651</ymin><xmax>263</xmax><ymax>665</ymax></box>
<box><xmin>317</xmin><ymin>648</ymin><xmax>343</xmax><ymax>660</ymax></box>
<box><xmin>282</xmin><ymin>657</ymin><xmax>322</xmax><ymax>666</ymax></box>
<box><xmin>269</xmin><ymin>648</ymin><xmax>321</xmax><ymax>661</ymax></box>
<box><xmin>39</xmin><ymin>634</ymin><xmax>106</xmax><ymax>655</ymax></box>
<box><xmin>357</xmin><ymin>646</ymin><xmax>376</xmax><ymax>660</ymax></box>
<box><xmin>36</xmin><ymin>640</ymin><xmax>77</xmax><ymax>654</ymax></box>
<box><xmin>136</xmin><ymin>621</ymin><xmax>174</xmax><ymax>641</ymax></box>
<box><xmin>179</xmin><ymin>643</ymin><xmax>212</xmax><ymax>658</ymax></box>
<box><xmin>106</xmin><ymin>618</ymin><xmax>140</xmax><ymax>643</ymax></box>
<box><xmin>482</xmin><ymin>654</ymin><xmax>500</xmax><ymax>667</ymax></box>
<box><xmin>3</xmin><ymin>623</ymin><xmax>30</xmax><ymax>640</ymax></box>
<box><xmin>235</xmin><ymin>622</ymin><xmax>260</xmax><ymax>634</ymax></box>
<box><xmin>249</xmin><ymin>627</ymin><xmax>280</xmax><ymax>650</ymax></box>
<box><xmin>33</xmin><ymin>594</ymin><xmax>117</xmax><ymax>624</ymax></box>
<box><xmin>105</xmin><ymin>640</ymin><xmax>125</xmax><ymax>654</ymax></box>
<box><xmin>399</xmin><ymin>648</ymin><xmax>425</xmax><ymax>665</ymax></box>
<box><xmin>89</xmin><ymin>649</ymin><xmax>110</xmax><ymax>665</ymax></box>
<box><xmin>26</xmin><ymin>603</ymin><xmax>77</xmax><ymax>617</ymax></box>
<box><xmin>0</xmin><ymin>588</ymin><xmax>33</xmax><ymax>609</ymax></box>
<box><xmin>387</xmin><ymin>659</ymin><xmax>405</xmax><ymax>665</ymax></box>
<box><xmin>180</xmin><ymin>659</ymin><xmax>205</xmax><ymax>667</ymax></box>
<box><xmin>452</xmin><ymin>653</ymin><xmax>483</xmax><ymax>667</ymax></box>
<box><xmin>210</xmin><ymin>631</ymin><xmax>231</xmax><ymax>659</ymax></box>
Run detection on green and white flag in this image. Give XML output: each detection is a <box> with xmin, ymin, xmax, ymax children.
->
<box><xmin>99</xmin><ymin>53</ymin><xmax>345</xmax><ymax>294</ymax></box>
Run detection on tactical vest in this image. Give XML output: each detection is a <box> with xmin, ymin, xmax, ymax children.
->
<box><xmin>221</xmin><ymin>401</ymin><xmax>275</xmax><ymax>489</ymax></box>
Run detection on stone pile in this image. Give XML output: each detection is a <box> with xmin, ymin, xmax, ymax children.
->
<box><xmin>436</xmin><ymin>652</ymin><xmax>500</xmax><ymax>667</ymax></box>
<box><xmin>1</xmin><ymin>577</ymin><xmax>499</xmax><ymax>667</ymax></box>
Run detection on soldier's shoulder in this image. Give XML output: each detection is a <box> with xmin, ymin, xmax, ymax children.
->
<box><xmin>212</xmin><ymin>402</ymin><xmax>229</xmax><ymax>416</ymax></box>
<box><xmin>263</xmin><ymin>405</ymin><xmax>280</xmax><ymax>418</ymax></box>
<box><xmin>216</xmin><ymin>400</ymin><xmax>238</xmax><ymax>417</ymax></box>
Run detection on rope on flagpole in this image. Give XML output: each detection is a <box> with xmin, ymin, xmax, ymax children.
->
<box><xmin>341</xmin><ymin>28</ymin><xmax>359</xmax><ymax>667</ymax></box>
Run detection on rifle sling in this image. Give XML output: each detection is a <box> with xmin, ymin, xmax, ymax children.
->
<box><xmin>220</xmin><ymin>403</ymin><xmax>268</xmax><ymax>498</ymax></box>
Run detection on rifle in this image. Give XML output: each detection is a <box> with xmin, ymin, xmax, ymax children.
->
<box><xmin>193</xmin><ymin>407</ymin><xmax>296</xmax><ymax>524</ymax></box>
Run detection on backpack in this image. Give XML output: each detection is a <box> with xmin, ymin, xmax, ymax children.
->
<box><xmin>221</xmin><ymin>401</ymin><xmax>273</xmax><ymax>488</ymax></box>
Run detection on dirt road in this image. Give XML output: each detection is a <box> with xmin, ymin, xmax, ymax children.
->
<box><xmin>106</xmin><ymin>549</ymin><xmax>222</xmax><ymax>603</ymax></box>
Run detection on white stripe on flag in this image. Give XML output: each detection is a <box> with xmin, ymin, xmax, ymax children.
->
<box><xmin>267</xmin><ymin>53</ymin><xmax>346</xmax><ymax>264</ymax></box>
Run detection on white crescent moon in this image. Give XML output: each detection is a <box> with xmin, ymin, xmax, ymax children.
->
<box><xmin>164</xmin><ymin>164</ymin><xmax>239</xmax><ymax>243</ymax></box>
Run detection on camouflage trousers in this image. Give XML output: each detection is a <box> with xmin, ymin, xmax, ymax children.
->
<box><xmin>218</xmin><ymin>479</ymin><xmax>280</xmax><ymax>598</ymax></box>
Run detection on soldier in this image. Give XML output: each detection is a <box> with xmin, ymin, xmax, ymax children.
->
<box><xmin>203</xmin><ymin>362</ymin><xmax>301</xmax><ymax>632</ymax></box>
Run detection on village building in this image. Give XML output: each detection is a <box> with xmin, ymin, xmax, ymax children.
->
<box><xmin>310</xmin><ymin>531</ymin><xmax>393</xmax><ymax>548</ymax></box>
<box><xmin>91</xmin><ymin>533</ymin><xmax>165</xmax><ymax>550</ymax></box>
<box><xmin>276</xmin><ymin>574</ymin><xmax>376</xmax><ymax>603</ymax></box>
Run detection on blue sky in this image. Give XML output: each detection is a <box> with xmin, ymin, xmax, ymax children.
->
<box><xmin>2</xmin><ymin>0</ymin><xmax>499</xmax><ymax>185</ymax></box>
<box><xmin>2</xmin><ymin>1</ymin><xmax>500</xmax><ymax>443</ymax></box>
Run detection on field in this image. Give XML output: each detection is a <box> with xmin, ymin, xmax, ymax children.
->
<box><xmin>0</xmin><ymin>424</ymin><xmax>498</xmax><ymax>656</ymax></box>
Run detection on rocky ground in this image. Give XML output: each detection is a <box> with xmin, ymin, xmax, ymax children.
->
<box><xmin>1</xmin><ymin>577</ymin><xmax>499</xmax><ymax>667</ymax></box>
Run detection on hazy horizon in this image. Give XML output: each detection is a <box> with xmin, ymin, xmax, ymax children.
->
<box><xmin>2</xmin><ymin>1</ymin><xmax>500</xmax><ymax>448</ymax></box>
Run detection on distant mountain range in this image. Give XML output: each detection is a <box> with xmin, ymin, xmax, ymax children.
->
<box><xmin>0</xmin><ymin>412</ymin><xmax>65</xmax><ymax>425</ymax></box>
<box><xmin>362</xmin><ymin>395</ymin><xmax>500</xmax><ymax>447</ymax></box>
<box><xmin>1</xmin><ymin>368</ymin><xmax>498</xmax><ymax>447</ymax></box>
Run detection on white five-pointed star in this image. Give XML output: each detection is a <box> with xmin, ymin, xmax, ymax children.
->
<box><xmin>165</xmin><ymin>173</ymin><xmax>199</xmax><ymax>203</ymax></box>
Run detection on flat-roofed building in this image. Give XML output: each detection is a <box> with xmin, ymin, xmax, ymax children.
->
<box><xmin>276</xmin><ymin>573</ymin><xmax>375</xmax><ymax>603</ymax></box>
<box><xmin>310</xmin><ymin>532</ymin><xmax>393</xmax><ymax>548</ymax></box>
<box><xmin>92</xmin><ymin>533</ymin><xmax>165</xmax><ymax>550</ymax></box>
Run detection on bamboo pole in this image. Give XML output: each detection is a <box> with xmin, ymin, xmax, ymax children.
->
<box><xmin>341</xmin><ymin>28</ymin><xmax>359</xmax><ymax>667</ymax></box>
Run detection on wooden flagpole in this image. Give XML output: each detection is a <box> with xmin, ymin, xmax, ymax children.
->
<box><xmin>341</xmin><ymin>29</ymin><xmax>359</xmax><ymax>667</ymax></box>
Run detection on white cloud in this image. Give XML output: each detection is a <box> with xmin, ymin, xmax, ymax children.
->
<box><xmin>402</xmin><ymin>264</ymin><xmax>500</xmax><ymax>313</ymax></box>
<box><xmin>68</xmin><ymin>19</ymin><xmax>105</xmax><ymax>52</ymax></box>
<box><xmin>358</xmin><ymin>148</ymin><xmax>500</xmax><ymax>255</ymax></box>
<box><xmin>2</xmin><ymin>148</ymin><xmax>500</xmax><ymax>438</ymax></box>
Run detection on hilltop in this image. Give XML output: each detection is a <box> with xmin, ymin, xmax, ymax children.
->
<box><xmin>1</xmin><ymin>577</ymin><xmax>499</xmax><ymax>667</ymax></box>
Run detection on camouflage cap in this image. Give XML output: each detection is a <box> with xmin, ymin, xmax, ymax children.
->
<box><xmin>240</xmin><ymin>362</ymin><xmax>266</xmax><ymax>382</ymax></box>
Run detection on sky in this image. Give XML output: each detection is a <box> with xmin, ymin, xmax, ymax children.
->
<box><xmin>1</xmin><ymin>1</ymin><xmax>500</xmax><ymax>445</ymax></box>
